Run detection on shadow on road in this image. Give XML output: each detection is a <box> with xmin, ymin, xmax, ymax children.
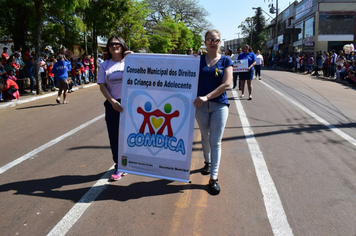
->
<box><xmin>0</xmin><ymin>171</ymin><xmax>208</xmax><ymax>203</ymax></box>
<box><xmin>16</xmin><ymin>103</ymin><xmax>60</xmax><ymax>110</ymax></box>
<box><xmin>222</xmin><ymin>122</ymin><xmax>356</xmax><ymax>143</ymax></box>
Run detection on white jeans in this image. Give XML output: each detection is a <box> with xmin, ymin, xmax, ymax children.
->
<box><xmin>195</xmin><ymin>101</ymin><xmax>229</xmax><ymax>179</ymax></box>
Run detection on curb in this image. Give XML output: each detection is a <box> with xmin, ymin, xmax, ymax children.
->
<box><xmin>0</xmin><ymin>83</ymin><xmax>98</xmax><ymax>110</ymax></box>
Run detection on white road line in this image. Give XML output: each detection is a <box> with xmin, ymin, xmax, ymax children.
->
<box><xmin>0</xmin><ymin>114</ymin><xmax>105</xmax><ymax>175</ymax></box>
<box><xmin>47</xmin><ymin>165</ymin><xmax>114</xmax><ymax>236</ymax></box>
<box><xmin>260</xmin><ymin>80</ymin><xmax>356</xmax><ymax>147</ymax></box>
<box><xmin>231</xmin><ymin>89</ymin><xmax>294</xmax><ymax>236</ymax></box>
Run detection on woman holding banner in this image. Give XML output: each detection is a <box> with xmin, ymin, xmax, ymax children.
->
<box><xmin>194</xmin><ymin>29</ymin><xmax>233</xmax><ymax>195</ymax></box>
<box><xmin>97</xmin><ymin>36</ymin><xmax>130</xmax><ymax>181</ymax></box>
<box><xmin>238</xmin><ymin>44</ymin><xmax>256</xmax><ymax>100</ymax></box>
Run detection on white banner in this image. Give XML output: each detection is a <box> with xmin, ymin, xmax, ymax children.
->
<box><xmin>118</xmin><ymin>54</ymin><xmax>200</xmax><ymax>182</ymax></box>
<box><xmin>233</xmin><ymin>59</ymin><xmax>248</xmax><ymax>72</ymax></box>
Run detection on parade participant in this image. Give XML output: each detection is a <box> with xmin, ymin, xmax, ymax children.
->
<box><xmin>51</xmin><ymin>55</ymin><xmax>71</xmax><ymax>104</ymax></box>
<box><xmin>238</xmin><ymin>44</ymin><xmax>256</xmax><ymax>100</ymax></box>
<box><xmin>97</xmin><ymin>35</ymin><xmax>131</xmax><ymax>181</ymax></box>
<box><xmin>193</xmin><ymin>29</ymin><xmax>233</xmax><ymax>195</ymax></box>
<box><xmin>255</xmin><ymin>50</ymin><xmax>264</xmax><ymax>80</ymax></box>
<box><xmin>232</xmin><ymin>47</ymin><xmax>242</xmax><ymax>89</ymax></box>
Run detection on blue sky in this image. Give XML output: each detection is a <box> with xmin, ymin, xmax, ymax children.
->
<box><xmin>197</xmin><ymin>0</ymin><xmax>293</xmax><ymax>42</ymax></box>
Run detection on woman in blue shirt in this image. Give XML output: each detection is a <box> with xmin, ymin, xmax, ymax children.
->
<box><xmin>194</xmin><ymin>29</ymin><xmax>233</xmax><ymax>195</ymax></box>
<box><xmin>238</xmin><ymin>44</ymin><xmax>256</xmax><ymax>100</ymax></box>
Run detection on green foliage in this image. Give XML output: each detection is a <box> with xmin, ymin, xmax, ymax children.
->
<box><xmin>149</xmin><ymin>17</ymin><xmax>178</xmax><ymax>53</ymax></box>
<box><xmin>238</xmin><ymin>7</ymin><xmax>268</xmax><ymax>52</ymax></box>
<box><xmin>0</xmin><ymin>0</ymin><xmax>209</xmax><ymax>54</ymax></box>
<box><xmin>146</xmin><ymin>0</ymin><xmax>211</xmax><ymax>34</ymax></box>
<box><xmin>84</xmin><ymin>0</ymin><xmax>128</xmax><ymax>37</ymax></box>
<box><xmin>148</xmin><ymin>17</ymin><xmax>198</xmax><ymax>54</ymax></box>
<box><xmin>115</xmin><ymin>0</ymin><xmax>151</xmax><ymax>51</ymax></box>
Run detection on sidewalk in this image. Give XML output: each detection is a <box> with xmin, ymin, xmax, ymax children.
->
<box><xmin>265</xmin><ymin>66</ymin><xmax>356</xmax><ymax>88</ymax></box>
<box><xmin>0</xmin><ymin>83</ymin><xmax>97</xmax><ymax>110</ymax></box>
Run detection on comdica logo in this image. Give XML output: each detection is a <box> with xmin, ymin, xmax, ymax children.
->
<box><xmin>127</xmin><ymin>101</ymin><xmax>186</xmax><ymax>155</ymax></box>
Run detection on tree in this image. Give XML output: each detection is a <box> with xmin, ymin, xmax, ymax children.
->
<box><xmin>83</xmin><ymin>0</ymin><xmax>129</xmax><ymax>79</ymax></box>
<box><xmin>146</xmin><ymin>0</ymin><xmax>211</xmax><ymax>35</ymax></box>
<box><xmin>116</xmin><ymin>0</ymin><xmax>151</xmax><ymax>52</ymax></box>
<box><xmin>238</xmin><ymin>7</ymin><xmax>267</xmax><ymax>52</ymax></box>
<box><xmin>0</xmin><ymin>1</ymin><xmax>33</xmax><ymax>50</ymax></box>
<box><xmin>148</xmin><ymin>17</ymin><xmax>178</xmax><ymax>53</ymax></box>
<box><xmin>148</xmin><ymin>17</ymin><xmax>197</xmax><ymax>54</ymax></box>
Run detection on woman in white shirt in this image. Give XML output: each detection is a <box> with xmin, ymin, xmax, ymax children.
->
<box><xmin>97</xmin><ymin>35</ymin><xmax>131</xmax><ymax>181</ymax></box>
<box><xmin>255</xmin><ymin>50</ymin><xmax>264</xmax><ymax>80</ymax></box>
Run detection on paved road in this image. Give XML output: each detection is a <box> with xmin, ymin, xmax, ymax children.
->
<box><xmin>0</xmin><ymin>70</ymin><xmax>355</xmax><ymax>236</ymax></box>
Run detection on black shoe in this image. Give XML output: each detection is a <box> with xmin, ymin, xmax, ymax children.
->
<box><xmin>201</xmin><ymin>162</ymin><xmax>211</xmax><ymax>175</ymax></box>
<box><xmin>209</xmin><ymin>179</ymin><xmax>220</xmax><ymax>195</ymax></box>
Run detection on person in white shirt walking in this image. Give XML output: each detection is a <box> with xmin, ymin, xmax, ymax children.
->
<box><xmin>255</xmin><ymin>50</ymin><xmax>264</xmax><ymax>80</ymax></box>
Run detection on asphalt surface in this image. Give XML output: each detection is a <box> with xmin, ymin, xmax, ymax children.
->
<box><xmin>0</xmin><ymin>70</ymin><xmax>355</xmax><ymax>236</ymax></box>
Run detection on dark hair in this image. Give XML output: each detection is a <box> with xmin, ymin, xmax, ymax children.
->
<box><xmin>106</xmin><ymin>36</ymin><xmax>129</xmax><ymax>60</ymax></box>
<box><xmin>204</xmin><ymin>30</ymin><xmax>220</xmax><ymax>40</ymax></box>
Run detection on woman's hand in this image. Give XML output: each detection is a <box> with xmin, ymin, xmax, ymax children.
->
<box><xmin>111</xmin><ymin>100</ymin><xmax>124</xmax><ymax>112</ymax></box>
<box><xmin>124</xmin><ymin>51</ymin><xmax>134</xmax><ymax>56</ymax></box>
<box><xmin>193</xmin><ymin>96</ymin><xmax>208</xmax><ymax>107</ymax></box>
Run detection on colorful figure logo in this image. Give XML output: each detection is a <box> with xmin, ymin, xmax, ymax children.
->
<box><xmin>126</xmin><ymin>90</ymin><xmax>191</xmax><ymax>156</ymax></box>
<box><xmin>137</xmin><ymin>102</ymin><xmax>179</xmax><ymax>137</ymax></box>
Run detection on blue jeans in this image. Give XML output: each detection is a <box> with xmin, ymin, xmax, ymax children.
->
<box><xmin>77</xmin><ymin>74</ymin><xmax>82</xmax><ymax>85</ymax></box>
<box><xmin>89</xmin><ymin>70</ymin><xmax>94</xmax><ymax>82</ymax></box>
<box><xmin>330</xmin><ymin>63</ymin><xmax>336</xmax><ymax>77</ymax></box>
<box><xmin>48</xmin><ymin>76</ymin><xmax>55</xmax><ymax>89</ymax></box>
<box><xmin>195</xmin><ymin>101</ymin><xmax>229</xmax><ymax>179</ymax></box>
<box><xmin>29</xmin><ymin>74</ymin><xmax>34</xmax><ymax>92</ymax></box>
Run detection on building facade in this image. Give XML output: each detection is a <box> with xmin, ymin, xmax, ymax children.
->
<box><xmin>266</xmin><ymin>0</ymin><xmax>356</xmax><ymax>55</ymax></box>
<box><xmin>223</xmin><ymin>38</ymin><xmax>245</xmax><ymax>52</ymax></box>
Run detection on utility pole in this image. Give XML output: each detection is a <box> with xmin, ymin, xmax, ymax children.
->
<box><xmin>275</xmin><ymin>0</ymin><xmax>278</xmax><ymax>46</ymax></box>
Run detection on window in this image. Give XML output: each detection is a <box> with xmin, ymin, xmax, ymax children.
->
<box><xmin>304</xmin><ymin>17</ymin><xmax>314</xmax><ymax>38</ymax></box>
<box><xmin>294</xmin><ymin>22</ymin><xmax>303</xmax><ymax>41</ymax></box>
<box><xmin>319</xmin><ymin>15</ymin><xmax>354</xmax><ymax>35</ymax></box>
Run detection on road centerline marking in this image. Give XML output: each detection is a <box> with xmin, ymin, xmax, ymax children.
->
<box><xmin>260</xmin><ymin>80</ymin><xmax>356</xmax><ymax>147</ymax></box>
<box><xmin>0</xmin><ymin>114</ymin><xmax>105</xmax><ymax>175</ymax></box>
<box><xmin>47</xmin><ymin>165</ymin><xmax>114</xmax><ymax>236</ymax></box>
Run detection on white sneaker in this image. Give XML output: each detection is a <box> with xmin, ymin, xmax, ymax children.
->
<box><xmin>31</xmin><ymin>91</ymin><xmax>36</xmax><ymax>94</ymax></box>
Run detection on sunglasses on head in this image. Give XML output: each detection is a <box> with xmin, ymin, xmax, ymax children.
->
<box><xmin>109</xmin><ymin>42</ymin><xmax>122</xmax><ymax>47</ymax></box>
<box><xmin>205</xmin><ymin>38</ymin><xmax>220</xmax><ymax>44</ymax></box>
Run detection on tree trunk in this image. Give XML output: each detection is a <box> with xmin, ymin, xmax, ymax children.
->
<box><xmin>92</xmin><ymin>23</ymin><xmax>98</xmax><ymax>81</ymax></box>
<box><xmin>34</xmin><ymin>0</ymin><xmax>43</xmax><ymax>94</ymax></box>
<box><xmin>84</xmin><ymin>31</ymin><xmax>88</xmax><ymax>54</ymax></box>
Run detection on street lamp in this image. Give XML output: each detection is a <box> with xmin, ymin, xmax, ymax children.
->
<box><xmin>268</xmin><ymin>0</ymin><xmax>279</xmax><ymax>47</ymax></box>
<box><xmin>252</xmin><ymin>7</ymin><xmax>274</xmax><ymax>20</ymax></box>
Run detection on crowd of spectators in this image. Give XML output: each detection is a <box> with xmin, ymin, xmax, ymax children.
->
<box><xmin>262</xmin><ymin>49</ymin><xmax>356</xmax><ymax>85</ymax></box>
<box><xmin>0</xmin><ymin>46</ymin><xmax>104</xmax><ymax>102</ymax></box>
